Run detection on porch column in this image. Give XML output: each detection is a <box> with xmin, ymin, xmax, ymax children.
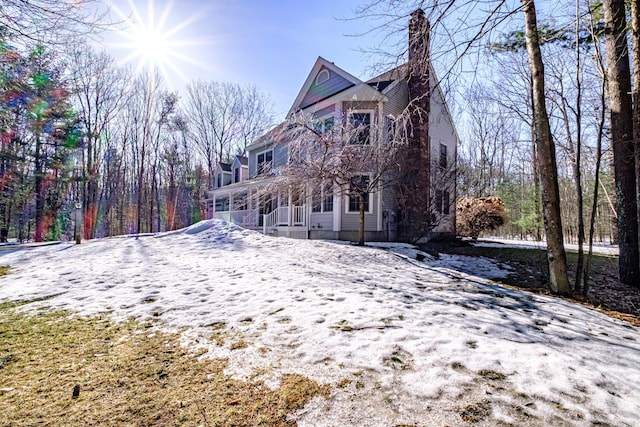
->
<box><xmin>333</xmin><ymin>188</ymin><xmax>341</xmax><ymax>231</ymax></box>
<box><xmin>288</xmin><ymin>189</ymin><xmax>293</xmax><ymax>226</ymax></box>
<box><xmin>377</xmin><ymin>184</ymin><xmax>383</xmax><ymax>231</ymax></box>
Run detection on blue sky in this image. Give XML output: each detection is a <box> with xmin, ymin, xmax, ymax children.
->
<box><xmin>100</xmin><ymin>0</ymin><xmax>385</xmax><ymax>117</ymax></box>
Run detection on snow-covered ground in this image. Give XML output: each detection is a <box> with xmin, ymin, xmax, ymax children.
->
<box><xmin>476</xmin><ymin>236</ymin><xmax>620</xmax><ymax>256</ymax></box>
<box><xmin>0</xmin><ymin>220</ymin><xmax>638</xmax><ymax>426</ymax></box>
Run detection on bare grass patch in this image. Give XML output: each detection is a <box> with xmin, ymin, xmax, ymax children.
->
<box><xmin>0</xmin><ymin>305</ymin><xmax>328</xmax><ymax>426</ymax></box>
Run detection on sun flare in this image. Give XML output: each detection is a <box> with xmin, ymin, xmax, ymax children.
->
<box><xmin>108</xmin><ymin>0</ymin><xmax>208</xmax><ymax>85</ymax></box>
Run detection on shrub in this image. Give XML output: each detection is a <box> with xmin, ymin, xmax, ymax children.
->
<box><xmin>456</xmin><ymin>196</ymin><xmax>507</xmax><ymax>240</ymax></box>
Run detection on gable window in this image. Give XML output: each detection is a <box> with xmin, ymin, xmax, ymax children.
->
<box><xmin>439</xmin><ymin>144</ymin><xmax>447</xmax><ymax>169</ymax></box>
<box><xmin>347</xmin><ymin>175</ymin><xmax>371</xmax><ymax>213</ymax></box>
<box><xmin>257</xmin><ymin>149</ymin><xmax>273</xmax><ymax>176</ymax></box>
<box><xmin>217</xmin><ymin>174</ymin><xmax>222</xmax><ymax>188</ymax></box>
<box><xmin>234</xmin><ymin>167</ymin><xmax>240</xmax><ymax>183</ymax></box>
<box><xmin>315</xmin><ymin>69</ymin><xmax>330</xmax><ymax>85</ymax></box>
<box><xmin>349</xmin><ymin>112</ymin><xmax>371</xmax><ymax>145</ymax></box>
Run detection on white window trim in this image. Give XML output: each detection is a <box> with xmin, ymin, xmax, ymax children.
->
<box><xmin>256</xmin><ymin>148</ymin><xmax>274</xmax><ymax>176</ymax></box>
<box><xmin>313</xmin><ymin>113</ymin><xmax>335</xmax><ymax>134</ymax></box>
<box><xmin>347</xmin><ymin>109</ymin><xmax>375</xmax><ymax>145</ymax></box>
<box><xmin>311</xmin><ymin>183</ymin><xmax>334</xmax><ymax>214</ymax></box>
<box><xmin>315</xmin><ymin>69</ymin><xmax>330</xmax><ymax>85</ymax></box>
<box><xmin>345</xmin><ymin>174</ymin><xmax>374</xmax><ymax>214</ymax></box>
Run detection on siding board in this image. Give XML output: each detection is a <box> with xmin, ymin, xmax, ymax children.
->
<box><xmin>300</xmin><ymin>67</ymin><xmax>354</xmax><ymax>109</ymax></box>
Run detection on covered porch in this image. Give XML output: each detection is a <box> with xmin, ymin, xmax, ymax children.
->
<box><xmin>206</xmin><ymin>185</ymin><xmax>308</xmax><ymax>236</ymax></box>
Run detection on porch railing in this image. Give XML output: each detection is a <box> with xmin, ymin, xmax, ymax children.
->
<box><xmin>261</xmin><ymin>205</ymin><xmax>306</xmax><ymax>235</ymax></box>
<box><xmin>263</xmin><ymin>209</ymin><xmax>278</xmax><ymax>234</ymax></box>
<box><xmin>293</xmin><ymin>206</ymin><xmax>305</xmax><ymax>225</ymax></box>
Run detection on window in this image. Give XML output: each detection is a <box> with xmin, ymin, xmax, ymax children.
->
<box><xmin>386</xmin><ymin>116</ymin><xmax>395</xmax><ymax>143</ymax></box>
<box><xmin>234</xmin><ymin>167</ymin><xmax>240</xmax><ymax>183</ymax></box>
<box><xmin>217</xmin><ymin>174</ymin><xmax>221</xmax><ymax>188</ymax></box>
<box><xmin>435</xmin><ymin>190</ymin><xmax>443</xmax><ymax>214</ymax></box>
<box><xmin>349</xmin><ymin>112</ymin><xmax>371</xmax><ymax>145</ymax></box>
<box><xmin>257</xmin><ymin>149</ymin><xmax>273</xmax><ymax>176</ymax></box>
<box><xmin>323</xmin><ymin>183</ymin><xmax>334</xmax><ymax>212</ymax></box>
<box><xmin>443</xmin><ymin>191</ymin><xmax>450</xmax><ymax>215</ymax></box>
<box><xmin>233</xmin><ymin>194</ymin><xmax>247</xmax><ymax>211</ymax></box>
<box><xmin>434</xmin><ymin>190</ymin><xmax>450</xmax><ymax>215</ymax></box>
<box><xmin>439</xmin><ymin>144</ymin><xmax>447</xmax><ymax>169</ymax></box>
<box><xmin>315</xmin><ymin>69</ymin><xmax>330</xmax><ymax>85</ymax></box>
<box><xmin>348</xmin><ymin>175</ymin><xmax>370</xmax><ymax>213</ymax></box>
<box><xmin>312</xmin><ymin>183</ymin><xmax>334</xmax><ymax>213</ymax></box>
<box><xmin>215</xmin><ymin>197</ymin><xmax>229</xmax><ymax>212</ymax></box>
<box><xmin>312</xmin><ymin>187</ymin><xmax>322</xmax><ymax>213</ymax></box>
<box><xmin>314</xmin><ymin>117</ymin><xmax>334</xmax><ymax>134</ymax></box>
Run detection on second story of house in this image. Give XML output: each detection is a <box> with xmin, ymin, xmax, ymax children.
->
<box><xmin>241</xmin><ymin>57</ymin><xmax>458</xmax><ymax>182</ymax></box>
<box><xmin>213</xmin><ymin>155</ymin><xmax>248</xmax><ymax>189</ymax></box>
<box><xmin>211</xmin><ymin>55</ymin><xmax>458</xmax><ymax>192</ymax></box>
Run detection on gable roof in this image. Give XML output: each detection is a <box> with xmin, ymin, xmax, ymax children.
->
<box><xmin>233</xmin><ymin>155</ymin><xmax>248</xmax><ymax>167</ymax></box>
<box><xmin>287</xmin><ymin>57</ymin><xmax>362</xmax><ymax>116</ymax></box>
<box><xmin>217</xmin><ymin>162</ymin><xmax>232</xmax><ymax>173</ymax></box>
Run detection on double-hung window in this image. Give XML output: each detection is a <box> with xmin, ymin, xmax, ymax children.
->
<box><xmin>311</xmin><ymin>183</ymin><xmax>334</xmax><ymax>213</ymax></box>
<box><xmin>314</xmin><ymin>117</ymin><xmax>334</xmax><ymax>134</ymax></box>
<box><xmin>439</xmin><ymin>144</ymin><xmax>447</xmax><ymax>170</ymax></box>
<box><xmin>349</xmin><ymin>112</ymin><xmax>372</xmax><ymax>145</ymax></box>
<box><xmin>257</xmin><ymin>149</ymin><xmax>273</xmax><ymax>176</ymax></box>
<box><xmin>347</xmin><ymin>175</ymin><xmax>371</xmax><ymax>213</ymax></box>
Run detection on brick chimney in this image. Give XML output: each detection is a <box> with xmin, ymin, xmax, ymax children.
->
<box><xmin>400</xmin><ymin>9</ymin><xmax>433</xmax><ymax>240</ymax></box>
<box><xmin>408</xmin><ymin>8</ymin><xmax>431</xmax><ymax>154</ymax></box>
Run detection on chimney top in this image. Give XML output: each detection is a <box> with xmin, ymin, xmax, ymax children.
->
<box><xmin>411</xmin><ymin>8</ymin><xmax>425</xmax><ymax>19</ymax></box>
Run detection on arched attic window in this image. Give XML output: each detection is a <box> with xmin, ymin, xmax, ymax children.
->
<box><xmin>315</xmin><ymin>69</ymin><xmax>330</xmax><ymax>85</ymax></box>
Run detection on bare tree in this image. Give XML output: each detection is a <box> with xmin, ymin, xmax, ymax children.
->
<box><xmin>0</xmin><ymin>0</ymin><xmax>111</xmax><ymax>45</ymax></box>
<box><xmin>184</xmin><ymin>81</ymin><xmax>274</xmax><ymax>187</ymax></box>
<box><xmin>602</xmin><ymin>0</ymin><xmax>640</xmax><ymax>287</ymax></box>
<box><xmin>67</xmin><ymin>45</ymin><xmax>127</xmax><ymax>239</ymax></box>
<box><xmin>522</xmin><ymin>0</ymin><xmax>570</xmax><ymax>294</ymax></box>
<box><xmin>269</xmin><ymin>114</ymin><xmax>396</xmax><ymax>246</ymax></box>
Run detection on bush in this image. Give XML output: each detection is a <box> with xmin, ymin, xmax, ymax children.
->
<box><xmin>456</xmin><ymin>196</ymin><xmax>507</xmax><ymax>240</ymax></box>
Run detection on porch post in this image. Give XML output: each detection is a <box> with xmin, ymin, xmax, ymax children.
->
<box><xmin>288</xmin><ymin>189</ymin><xmax>293</xmax><ymax>226</ymax></box>
<box><xmin>333</xmin><ymin>187</ymin><xmax>341</xmax><ymax>232</ymax></box>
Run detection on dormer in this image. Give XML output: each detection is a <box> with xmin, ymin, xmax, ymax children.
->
<box><xmin>232</xmin><ymin>155</ymin><xmax>248</xmax><ymax>184</ymax></box>
<box><xmin>214</xmin><ymin>162</ymin><xmax>232</xmax><ymax>189</ymax></box>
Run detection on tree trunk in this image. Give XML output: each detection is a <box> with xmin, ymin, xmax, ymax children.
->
<box><xmin>34</xmin><ymin>132</ymin><xmax>45</xmax><ymax>242</ymax></box>
<box><xmin>573</xmin><ymin>0</ymin><xmax>585</xmax><ymax>291</ymax></box>
<box><xmin>585</xmin><ymin>74</ymin><xmax>607</xmax><ymax>295</ymax></box>
<box><xmin>603</xmin><ymin>0</ymin><xmax>640</xmax><ymax>286</ymax></box>
<box><xmin>631</xmin><ymin>0</ymin><xmax>640</xmax><ymax>281</ymax></box>
<box><xmin>522</xmin><ymin>0</ymin><xmax>571</xmax><ymax>295</ymax></box>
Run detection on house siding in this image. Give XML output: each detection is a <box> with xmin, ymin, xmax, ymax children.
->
<box><xmin>247</xmin><ymin>142</ymin><xmax>287</xmax><ymax>177</ymax></box>
<box><xmin>311</xmin><ymin>104</ymin><xmax>336</xmax><ymax>119</ymax></box>
<box><xmin>300</xmin><ymin>66</ymin><xmax>354</xmax><ymax>109</ymax></box>
<box><xmin>340</xmin><ymin>192</ymin><xmax>379</xmax><ymax>231</ymax></box>
<box><xmin>383</xmin><ymin>81</ymin><xmax>409</xmax><ymax>118</ymax></box>
<box><xmin>429</xmin><ymin>78</ymin><xmax>457</xmax><ymax>236</ymax></box>
<box><xmin>309</xmin><ymin>212</ymin><xmax>333</xmax><ymax>231</ymax></box>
